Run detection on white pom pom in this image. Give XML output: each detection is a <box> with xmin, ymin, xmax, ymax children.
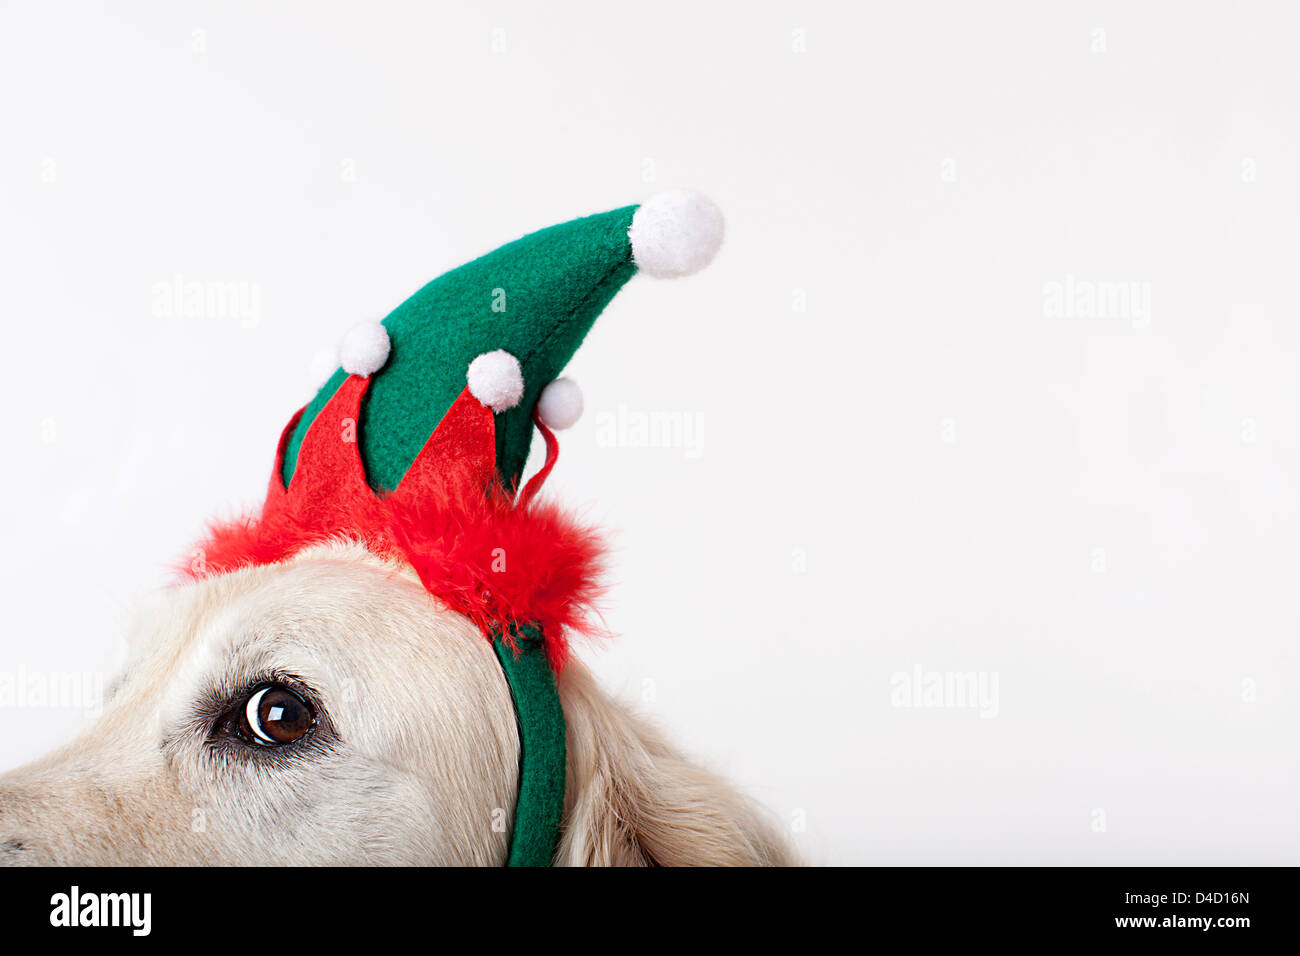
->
<box><xmin>537</xmin><ymin>378</ymin><xmax>584</xmax><ymax>430</ymax></box>
<box><xmin>340</xmin><ymin>321</ymin><xmax>391</xmax><ymax>377</ymax></box>
<box><xmin>467</xmin><ymin>350</ymin><xmax>524</xmax><ymax>412</ymax></box>
<box><xmin>628</xmin><ymin>190</ymin><xmax>725</xmax><ymax>279</ymax></box>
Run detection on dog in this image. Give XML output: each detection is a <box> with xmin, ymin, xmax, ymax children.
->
<box><xmin>0</xmin><ymin>541</ymin><xmax>794</xmax><ymax>865</ymax></box>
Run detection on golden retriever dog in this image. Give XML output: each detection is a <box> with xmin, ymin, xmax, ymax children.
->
<box><xmin>0</xmin><ymin>544</ymin><xmax>793</xmax><ymax>867</ymax></box>
<box><xmin>0</xmin><ymin>193</ymin><xmax>794</xmax><ymax>866</ymax></box>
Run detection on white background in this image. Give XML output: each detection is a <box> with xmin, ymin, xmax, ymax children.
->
<box><xmin>2</xmin><ymin>1</ymin><xmax>1298</xmax><ymax>865</ymax></box>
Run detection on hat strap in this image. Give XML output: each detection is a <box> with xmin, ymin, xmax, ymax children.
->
<box><xmin>492</xmin><ymin>626</ymin><xmax>567</xmax><ymax>866</ymax></box>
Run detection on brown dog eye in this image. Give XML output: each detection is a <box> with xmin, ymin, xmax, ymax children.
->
<box><xmin>241</xmin><ymin>685</ymin><xmax>314</xmax><ymax>746</ymax></box>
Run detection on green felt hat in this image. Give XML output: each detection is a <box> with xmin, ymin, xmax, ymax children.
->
<box><xmin>280</xmin><ymin>190</ymin><xmax>724</xmax><ymax>494</ymax></box>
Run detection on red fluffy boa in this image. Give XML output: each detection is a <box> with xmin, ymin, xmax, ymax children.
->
<box><xmin>181</xmin><ymin>375</ymin><xmax>605</xmax><ymax>669</ymax></box>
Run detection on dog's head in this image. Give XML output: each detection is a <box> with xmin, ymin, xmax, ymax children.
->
<box><xmin>0</xmin><ymin>541</ymin><xmax>792</xmax><ymax>866</ymax></box>
<box><xmin>0</xmin><ymin>542</ymin><xmax>518</xmax><ymax>864</ymax></box>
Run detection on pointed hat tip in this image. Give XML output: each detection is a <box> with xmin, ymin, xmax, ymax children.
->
<box><xmin>628</xmin><ymin>190</ymin><xmax>724</xmax><ymax>279</ymax></box>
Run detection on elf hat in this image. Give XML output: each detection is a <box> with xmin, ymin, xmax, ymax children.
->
<box><xmin>185</xmin><ymin>190</ymin><xmax>724</xmax><ymax>866</ymax></box>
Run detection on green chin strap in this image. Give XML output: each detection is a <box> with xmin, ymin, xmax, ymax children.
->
<box><xmin>492</xmin><ymin>626</ymin><xmax>566</xmax><ymax>867</ymax></box>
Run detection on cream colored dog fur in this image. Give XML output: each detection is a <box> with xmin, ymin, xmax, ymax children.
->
<box><xmin>0</xmin><ymin>541</ymin><xmax>792</xmax><ymax>866</ymax></box>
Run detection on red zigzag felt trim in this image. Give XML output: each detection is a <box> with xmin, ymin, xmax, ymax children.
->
<box><xmin>182</xmin><ymin>375</ymin><xmax>606</xmax><ymax>669</ymax></box>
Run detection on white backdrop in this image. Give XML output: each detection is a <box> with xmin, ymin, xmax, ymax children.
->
<box><xmin>2</xmin><ymin>1</ymin><xmax>1298</xmax><ymax>865</ymax></box>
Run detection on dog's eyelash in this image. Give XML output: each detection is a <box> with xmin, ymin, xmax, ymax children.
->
<box><xmin>199</xmin><ymin>672</ymin><xmax>309</xmax><ymax>722</ymax></box>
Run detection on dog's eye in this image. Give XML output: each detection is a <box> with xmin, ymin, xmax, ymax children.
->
<box><xmin>239</xmin><ymin>685</ymin><xmax>315</xmax><ymax>746</ymax></box>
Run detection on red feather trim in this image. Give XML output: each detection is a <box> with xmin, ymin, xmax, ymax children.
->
<box><xmin>181</xmin><ymin>376</ymin><xmax>606</xmax><ymax>670</ymax></box>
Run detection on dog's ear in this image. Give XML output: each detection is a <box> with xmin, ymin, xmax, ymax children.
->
<box><xmin>554</xmin><ymin>666</ymin><xmax>795</xmax><ymax>867</ymax></box>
